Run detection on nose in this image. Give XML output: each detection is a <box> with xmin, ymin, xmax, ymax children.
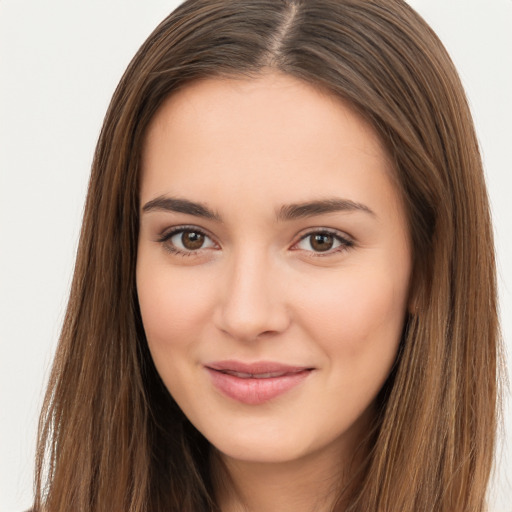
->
<box><xmin>214</xmin><ymin>249</ymin><xmax>291</xmax><ymax>342</ymax></box>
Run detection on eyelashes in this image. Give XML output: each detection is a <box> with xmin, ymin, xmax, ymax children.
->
<box><xmin>156</xmin><ymin>226</ymin><xmax>216</xmax><ymax>257</ymax></box>
<box><xmin>293</xmin><ymin>230</ymin><xmax>353</xmax><ymax>254</ymax></box>
<box><xmin>159</xmin><ymin>227</ymin><xmax>217</xmax><ymax>254</ymax></box>
<box><xmin>157</xmin><ymin>225</ymin><xmax>354</xmax><ymax>258</ymax></box>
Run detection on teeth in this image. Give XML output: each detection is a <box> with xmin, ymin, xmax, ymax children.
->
<box><xmin>225</xmin><ymin>371</ymin><xmax>253</xmax><ymax>378</ymax></box>
<box><xmin>222</xmin><ymin>370</ymin><xmax>287</xmax><ymax>379</ymax></box>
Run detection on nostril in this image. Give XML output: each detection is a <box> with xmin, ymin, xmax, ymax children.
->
<box><xmin>215</xmin><ymin>307</ymin><xmax>290</xmax><ymax>342</ymax></box>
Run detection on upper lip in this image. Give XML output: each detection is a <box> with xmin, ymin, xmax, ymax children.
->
<box><xmin>206</xmin><ymin>360</ymin><xmax>313</xmax><ymax>376</ymax></box>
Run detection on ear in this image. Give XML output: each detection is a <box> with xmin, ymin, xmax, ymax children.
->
<box><xmin>407</xmin><ymin>287</ymin><xmax>419</xmax><ymax>314</ymax></box>
<box><xmin>406</xmin><ymin>270</ymin><xmax>421</xmax><ymax>315</ymax></box>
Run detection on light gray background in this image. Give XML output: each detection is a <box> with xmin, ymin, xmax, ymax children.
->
<box><xmin>1</xmin><ymin>1</ymin><xmax>510</xmax><ymax>511</ymax></box>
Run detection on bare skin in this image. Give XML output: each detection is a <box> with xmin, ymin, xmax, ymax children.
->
<box><xmin>137</xmin><ymin>72</ymin><xmax>412</xmax><ymax>512</ymax></box>
<box><xmin>212</xmin><ymin>403</ymin><xmax>374</xmax><ymax>512</ymax></box>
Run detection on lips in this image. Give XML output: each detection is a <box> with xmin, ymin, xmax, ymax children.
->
<box><xmin>205</xmin><ymin>360</ymin><xmax>313</xmax><ymax>405</ymax></box>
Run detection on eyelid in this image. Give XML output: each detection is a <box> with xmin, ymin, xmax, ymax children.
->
<box><xmin>156</xmin><ymin>224</ymin><xmax>354</xmax><ymax>257</ymax></box>
<box><xmin>157</xmin><ymin>224</ymin><xmax>212</xmax><ymax>241</ymax></box>
<box><xmin>157</xmin><ymin>224</ymin><xmax>219</xmax><ymax>254</ymax></box>
<box><xmin>291</xmin><ymin>227</ymin><xmax>354</xmax><ymax>255</ymax></box>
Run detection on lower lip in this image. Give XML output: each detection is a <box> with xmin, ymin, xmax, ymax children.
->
<box><xmin>206</xmin><ymin>368</ymin><xmax>312</xmax><ymax>405</ymax></box>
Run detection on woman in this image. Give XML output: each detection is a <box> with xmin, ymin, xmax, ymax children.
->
<box><xmin>32</xmin><ymin>1</ymin><xmax>501</xmax><ymax>511</ymax></box>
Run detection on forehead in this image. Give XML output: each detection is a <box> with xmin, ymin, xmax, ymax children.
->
<box><xmin>144</xmin><ymin>72</ymin><xmax>388</xmax><ymax>164</ymax></box>
<box><xmin>140</xmin><ymin>72</ymin><xmax>401</xmax><ymax>222</ymax></box>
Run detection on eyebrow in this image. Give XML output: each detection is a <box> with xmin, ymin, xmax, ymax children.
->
<box><xmin>276</xmin><ymin>198</ymin><xmax>375</xmax><ymax>221</ymax></box>
<box><xmin>141</xmin><ymin>195</ymin><xmax>375</xmax><ymax>221</ymax></box>
<box><xmin>142</xmin><ymin>196</ymin><xmax>222</xmax><ymax>221</ymax></box>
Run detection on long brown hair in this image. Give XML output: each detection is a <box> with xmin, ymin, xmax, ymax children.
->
<box><xmin>33</xmin><ymin>1</ymin><xmax>501</xmax><ymax>510</ymax></box>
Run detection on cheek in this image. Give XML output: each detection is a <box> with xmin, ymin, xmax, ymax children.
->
<box><xmin>297</xmin><ymin>263</ymin><xmax>408</xmax><ymax>374</ymax></box>
<box><xmin>136</xmin><ymin>261</ymin><xmax>214</xmax><ymax>360</ymax></box>
<box><xmin>294</xmin><ymin>266</ymin><xmax>408</xmax><ymax>444</ymax></box>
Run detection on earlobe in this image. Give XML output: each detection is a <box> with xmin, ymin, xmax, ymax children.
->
<box><xmin>406</xmin><ymin>278</ymin><xmax>422</xmax><ymax>316</ymax></box>
<box><xmin>407</xmin><ymin>297</ymin><xmax>419</xmax><ymax>316</ymax></box>
<box><xmin>405</xmin><ymin>267</ymin><xmax>421</xmax><ymax>316</ymax></box>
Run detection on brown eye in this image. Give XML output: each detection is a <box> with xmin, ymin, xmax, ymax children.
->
<box><xmin>295</xmin><ymin>230</ymin><xmax>352</xmax><ymax>255</ymax></box>
<box><xmin>181</xmin><ymin>230</ymin><xmax>205</xmax><ymax>250</ymax></box>
<box><xmin>164</xmin><ymin>228</ymin><xmax>216</xmax><ymax>254</ymax></box>
<box><xmin>310</xmin><ymin>233</ymin><xmax>334</xmax><ymax>252</ymax></box>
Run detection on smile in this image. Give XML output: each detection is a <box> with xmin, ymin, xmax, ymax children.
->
<box><xmin>219</xmin><ymin>370</ymin><xmax>295</xmax><ymax>379</ymax></box>
<box><xmin>205</xmin><ymin>361</ymin><xmax>314</xmax><ymax>405</ymax></box>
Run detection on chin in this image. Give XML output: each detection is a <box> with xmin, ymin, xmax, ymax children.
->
<box><xmin>216</xmin><ymin>439</ymin><xmax>309</xmax><ymax>465</ymax></box>
<box><xmin>204</xmin><ymin>424</ymin><xmax>341</xmax><ymax>466</ymax></box>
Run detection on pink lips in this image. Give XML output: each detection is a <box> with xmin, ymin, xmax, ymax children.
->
<box><xmin>205</xmin><ymin>360</ymin><xmax>313</xmax><ymax>405</ymax></box>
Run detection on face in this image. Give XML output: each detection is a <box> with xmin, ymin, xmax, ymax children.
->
<box><xmin>137</xmin><ymin>72</ymin><xmax>412</xmax><ymax>466</ymax></box>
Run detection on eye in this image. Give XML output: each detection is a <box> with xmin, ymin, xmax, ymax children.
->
<box><xmin>294</xmin><ymin>230</ymin><xmax>353</xmax><ymax>255</ymax></box>
<box><xmin>159</xmin><ymin>227</ymin><xmax>217</xmax><ymax>255</ymax></box>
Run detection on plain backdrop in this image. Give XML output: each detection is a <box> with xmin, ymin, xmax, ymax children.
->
<box><xmin>0</xmin><ymin>1</ymin><xmax>511</xmax><ymax>511</ymax></box>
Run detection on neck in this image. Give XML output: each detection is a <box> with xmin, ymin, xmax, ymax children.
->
<box><xmin>214</xmin><ymin>453</ymin><xmax>338</xmax><ymax>512</ymax></box>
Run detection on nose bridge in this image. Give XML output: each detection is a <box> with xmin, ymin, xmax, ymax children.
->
<box><xmin>216</xmin><ymin>245</ymin><xmax>288</xmax><ymax>341</ymax></box>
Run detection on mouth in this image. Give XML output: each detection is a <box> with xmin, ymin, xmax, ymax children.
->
<box><xmin>205</xmin><ymin>361</ymin><xmax>314</xmax><ymax>405</ymax></box>
<box><xmin>216</xmin><ymin>369</ymin><xmax>301</xmax><ymax>379</ymax></box>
